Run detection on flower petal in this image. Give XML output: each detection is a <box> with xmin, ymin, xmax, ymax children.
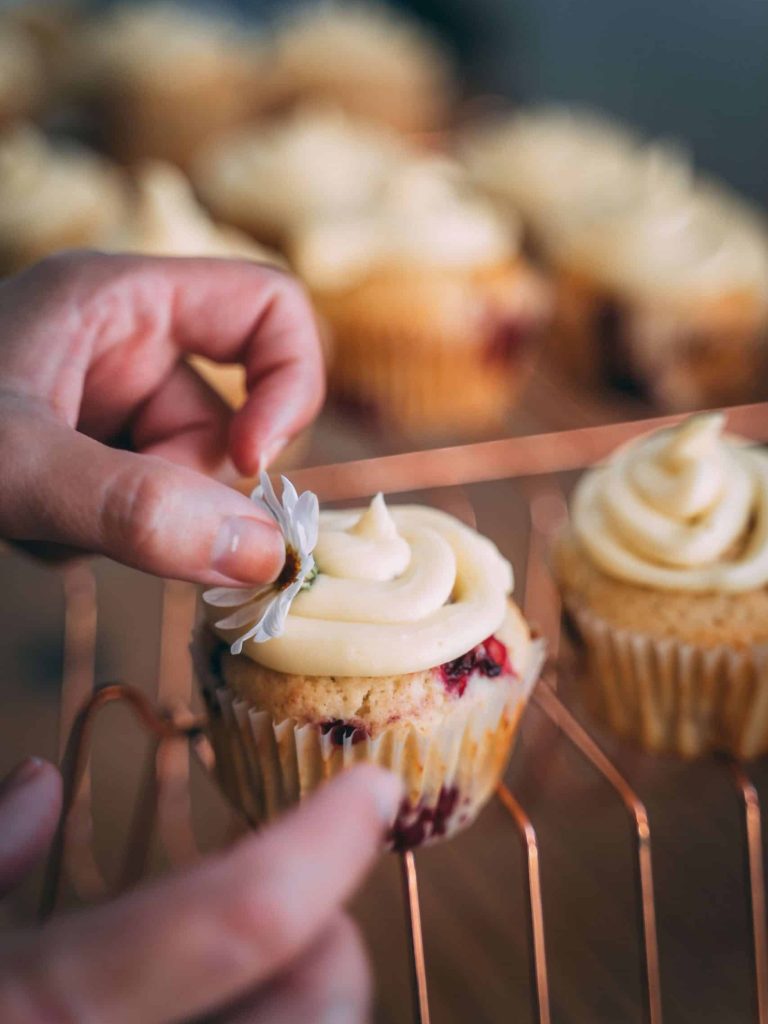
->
<box><xmin>294</xmin><ymin>491</ymin><xmax>319</xmax><ymax>552</ymax></box>
<box><xmin>257</xmin><ymin>471</ymin><xmax>289</xmax><ymax>532</ymax></box>
<box><xmin>203</xmin><ymin>585</ymin><xmax>266</xmax><ymax>608</ymax></box>
<box><xmin>280</xmin><ymin>476</ymin><xmax>299</xmax><ymax>515</ymax></box>
<box><xmin>215</xmin><ymin>593</ymin><xmax>276</xmax><ymax>630</ymax></box>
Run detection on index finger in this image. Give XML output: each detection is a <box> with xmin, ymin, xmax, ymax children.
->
<box><xmin>4</xmin><ymin>767</ymin><xmax>400</xmax><ymax>1024</ymax></box>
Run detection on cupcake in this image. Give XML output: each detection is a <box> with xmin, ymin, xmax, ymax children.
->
<box><xmin>548</xmin><ymin>185</ymin><xmax>768</xmax><ymax>410</ymax></box>
<box><xmin>290</xmin><ymin>155</ymin><xmax>551</xmax><ymax>438</ymax></box>
<box><xmin>462</xmin><ymin>107</ymin><xmax>768</xmax><ymax>409</ymax></box>
<box><xmin>0</xmin><ymin>123</ymin><xmax>126</xmax><ymax>274</ymax></box>
<box><xmin>263</xmin><ymin>2</ymin><xmax>454</xmax><ymax>136</ymax></box>
<box><xmin>195</xmin><ymin>478</ymin><xmax>544</xmax><ymax>848</ymax></box>
<box><xmin>66</xmin><ymin>3</ymin><xmax>263</xmax><ymax>169</ymax></box>
<box><xmin>192</xmin><ymin>105</ymin><xmax>403</xmax><ymax>250</ymax></box>
<box><xmin>0</xmin><ymin>18</ymin><xmax>47</xmax><ymax>127</ymax></box>
<box><xmin>554</xmin><ymin>413</ymin><xmax>768</xmax><ymax>759</ymax></box>
<box><xmin>102</xmin><ymin>160</ymin><xmax>285</xmax><ymax>410</ymax></box>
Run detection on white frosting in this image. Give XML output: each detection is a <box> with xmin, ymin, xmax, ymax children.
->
<box><xmin>292</xmin><ymin>155</ymin><xmax>516</xmax><ymax>289</ymax></box>
<box><xmin>210</xmin><ymin>496</ymin><xmax>517</xmax><ymax>676</ymax></box>
<box><xmin>194</xmin><ymin>107</ymin><xmax>403</xmax><ymax>236</ymax></box>
<box><xmin>0</xmin><ymin>124</ymin><xmax>125</xmax><ymax>249</ymax></box>
<box><xmin>463</xmin><ymin>108</ymin><xmax>692</xmax><ymax>249</ymax></box>
<box><xmin>104</xmin><ymin>160</ymin><xmax>280</xmax><ymax>262</ymax></box>
<box><xmin>573</xmin><ymin>414</ymin><xmax>768</xmax><ymax>592</ymax></box>
<box><xmin>564</xmin><ymin>185</ymin><xmax>768</xmax><ymax>300</ymax></box>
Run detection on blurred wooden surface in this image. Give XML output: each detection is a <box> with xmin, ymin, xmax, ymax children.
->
<box><xmin>1</xmin><ymin>366</ymin><xmax>766</xmax><ymax>1024</ymax></box>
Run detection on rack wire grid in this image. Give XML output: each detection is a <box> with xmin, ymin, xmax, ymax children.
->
<box><xmin>34</xmin><ymin>402</ymin><xmax>768</xmax><ymax>1024</ymax></box>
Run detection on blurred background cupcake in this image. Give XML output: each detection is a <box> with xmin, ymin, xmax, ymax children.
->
<box><xmin>64</xmin><ymin>2</ymin><xmax>264</xmax><ymax>168</ymax></box>
<box><xmin>262</xmin><ymin>1</ymin><xmax>455</xmax><ymax>137</ymax></box>
<box><xmin>192</xmin><ymin>105</ymin><xmax>404</xmax><ymax>251</ymax></box>
<box><xmin>291</xmin><ymin>154</ymin><xmax>551</xmax><ymax>439</ymax></box>
<box><xmin>462</xmin><ymin>106</ymin><xmax>768</xmax><ymax>410</ymax></box>
<box><xmin>0</xmin><ymin>122</ymin><xmax>126</xmax><ymax>274</ymax></box>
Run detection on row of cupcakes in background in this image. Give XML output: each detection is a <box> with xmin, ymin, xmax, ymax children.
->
<box><xmin>1</xmin><ymin>2</ymin><xmax>768</xmax><ymax>436</ymax></box>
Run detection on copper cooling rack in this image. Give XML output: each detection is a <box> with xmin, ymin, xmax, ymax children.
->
<box><xmin>38</xmin><ymin>403</ymin><xmax>768</xmax><ymax>1024</ymax></box>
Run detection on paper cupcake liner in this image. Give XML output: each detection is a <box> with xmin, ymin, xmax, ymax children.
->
<box><xmin>197</xmin><ymin>637</ymin><xmax>545</xmax><ymax>849</ymax></box>
<box><xmin>318</xmin><ymin>264</ymin><xmax>549</xmax><ymax>438</ymax></box>
<box><xmin>569</xmin><ymin>605</ymin><xmax>768</xmax><ymax>759</ymax></box>
<box><xmin>550</xmin><ymin>266</ymin><xmax>767</xmax><ymax>410</ymax></box>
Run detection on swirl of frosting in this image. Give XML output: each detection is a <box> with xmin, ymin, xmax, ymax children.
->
<box><xmin>572</xmin><ymin>414</ymin><xmax>768</xmax><ymax>592</ymax></box>
<box><xmin>210</xmin><ymin>495</ymin><xmax>514</xmax><ymax>676</ymax></box>
<box><xmin>292</xmin><ymin>155</ymin><xmax>516</xmax><ymax>289</ymax></box>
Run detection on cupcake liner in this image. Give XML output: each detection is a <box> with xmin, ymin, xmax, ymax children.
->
<box><xmin>569</xmin><ymin>605</ymin><xmax>768</xmax><ymax>759</ymax></box>
<box><xmin>318</xmin><ymin>263</ymin><xmax>549</xmax><ymax>438</ymax></box>
<box><xmin>197</xmin><ymin>635</ymin><xmax>545</xmax><ymax>849</ymax></box>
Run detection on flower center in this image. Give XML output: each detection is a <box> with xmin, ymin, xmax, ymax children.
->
<box><xmin>276</xmin><ymin>545</ymin><xmax>301</xmax><ymax>590</ymax></box>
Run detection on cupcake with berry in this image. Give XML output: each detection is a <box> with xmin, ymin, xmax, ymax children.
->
<box><xmin>291</xmin><ymin>154</ymin><xmax>551</xmax><ymax>438</ymax></box>
<box><xmin>195</xmin><ymin>475</ymin><xmax>544</xmax><ymax>848</ymax></box>
<box><xmin>555</xmin><ymin>413</ymin><xmax>768</xmax><ymax>758</ymax></box>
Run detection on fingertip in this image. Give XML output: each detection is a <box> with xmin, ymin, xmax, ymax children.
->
<box><xmin>328</xmin><ymin>765</ymin><xmax>404</xmax><ymax>828</ymax></box>
<box><xmin>210</xmin><ymin>514</ymin><xmax>284</xmax><ymax>585</ymax></box>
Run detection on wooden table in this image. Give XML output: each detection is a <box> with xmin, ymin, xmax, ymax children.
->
<box><xmin>1</xmin><ymin>368</ymin><xmax>765</xmax><ymax>1024</ymax></box>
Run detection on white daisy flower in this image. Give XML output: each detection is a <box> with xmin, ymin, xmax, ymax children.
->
<box><xmin>203</xmin><ymin>472</ymin><xmax>319</xmax><ymax>654</ymax></box>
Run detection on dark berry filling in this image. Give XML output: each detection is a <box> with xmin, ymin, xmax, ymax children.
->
<box><xmin>388</xmin><ymin>785</ymin><xmax>460</xmax><ymax>850</ymax></box>
<box><xmin>438</xmin><ymin>635</ymin><xmax>513</xmax><ymax>697</ymax></box>
<box><xmin>320</xmin><ymin>719</ymin><xmax>369</xmax><ymax>746</ymax></box>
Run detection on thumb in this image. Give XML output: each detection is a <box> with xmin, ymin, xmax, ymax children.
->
<box><xmin>0</xmin><ymin>407</ymin><xmax>284</xmax><ymax>585</ymax></box>
<box><xmin>0</xmin><ymin>759</ymin><xmax>62</xmax><ymax>896</ymax></box>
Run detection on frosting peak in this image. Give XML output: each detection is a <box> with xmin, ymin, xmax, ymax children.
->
<box><xmin>313</xmin><ymin>493</ymin><xmax>411</xmax><ymax>581</ymax></box>
<box><xmin>573</xmin><ymin>416</ymin><xmax>768</xmax><ymax>592</ymax></box>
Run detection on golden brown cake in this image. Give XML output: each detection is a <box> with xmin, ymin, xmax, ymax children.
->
<box><xmin>291</xmin><ymin>155</ymin><xmax>551</xmax><ymax>438</ymax></box>
<box><xmin>196</xmin><ymin>487</ymin><xmax>544</xmax><ymax>848</ymax></box>
<box><xmin>554</xmin><ymin>414</ymin><xmax>768</xmax><ymax>758</ymax></box>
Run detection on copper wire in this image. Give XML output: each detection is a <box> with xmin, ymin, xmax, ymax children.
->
<box><xmin>400</xmin><ymin>851</ymin><xmax>431</xmax><ymax>1024</ymax></box>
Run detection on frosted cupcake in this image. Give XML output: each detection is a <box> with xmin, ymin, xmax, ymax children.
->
<box><xmin>291</xmin><ymin>155</ymin><xmax>551</xmax><ymax>438</ymax></box>
<box><xmin>0</xmin><ymin>123</ymin><xmax>126</xmax><ymax>274</ymax></box>
<box><xmin>66</xmin><ymin>3</ymin><xmax>262</xmax><ymax>168</ymax></box>
<box><xmin>192</xmin><ymin>106</ymin><xmax>403</xmax><ymax>250</ymax></box>
<box><xmin>263</xmin><ymin>2</ymin><xmax>454</xmax><ymax>136</ymax></box>
<box><xmin>196</xmin><ymin>477</ymin><xmax>544</xmax><ymax>848</ymax></box>
<box><xmin>103</xmin><ymin>160</ymin><xmax>285</xmax><ymax>411</ymax></box>
<box><xmin>549</xmin><ymin>186</ymin><xmax>768</xmax><ymax>410</ymax></box>
<box><xmin>555</xmin><ymin>414</ymin><xmax>768</xmax><ymax>758</ymax></box>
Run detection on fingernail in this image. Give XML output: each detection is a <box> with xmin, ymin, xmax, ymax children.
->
<box><xmin>1</xmin><ymin>757</ymin><xmax>44</xmax><ymax>793</ymax></box>
<box><xmin>257</xmin><ymin>436</ymin><xmax>288</xmax><ymax>475</ymax></box>
<box><xmin>212</xmin><ymin>517</ymin><xmax>283</xmax><ymax>583</ymax></box>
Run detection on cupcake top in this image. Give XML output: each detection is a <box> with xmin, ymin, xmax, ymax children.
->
<box><xmin>206</xmin><ymin>492</ymin><xmax>522</xmax><ymax>677</ymax></box>
<box><xmin>558</xmin><ymin>185</ymin><xmax>768</xmax><ymax>302</ymax></box>
<box><xmin>462</xmin><ymin>107</ymin><xmax>691</xmax><ymax>247</ymax></box>
<box><xmin>266</xmin><ymin>2</ymin><xmax>452</xmax><ymax>131</ymax></box>
<box><xmin>0</xmin><ymin>123</ymin><xmax>125</xmax><ymax>251</ymax></box>
<box><xmin>69</xmin><ymin>2</ymin><xmax>256</xmax><ymax>91</ymax></box>
<box><xmin>571</xmin><ymin>414</ymin><xmax>768</xmax><ymax>593</ymax></box>
<box><xmin>193</xmin><ymin>107</ymin><xmax>403</xmax><ymax>238</ymax></box>
<box><xmin>105</xmin><ymin>160</ymin><xmax>281</xmax><ymax>263</ymax></box>
<box><xmin>0</xmin><ymin>19</ymin><xmax>46</xmax><ymax>121</ymax></box>
<box><xmin>291</xmin><ymin>155</ymin><xmax>518</xmax><ymax>289</ymax></box>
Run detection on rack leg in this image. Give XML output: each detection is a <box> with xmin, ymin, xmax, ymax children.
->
<box><xmin>400</xmin><ymin>851</ymin><xmax>431</xmax><ymax>1024</ymax></box>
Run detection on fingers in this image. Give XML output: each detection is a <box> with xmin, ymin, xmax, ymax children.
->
<box><xmin>131</xmin><ymin>361</ymin><xmax>235</xmax><ymax>481</ymax></box>
<box><xmin>223</xmin><ymin>913</ymin><xmax>370</xmax><ymax>1024</ymax></box>
<box><xmin>1</xmin><ymin>767</ymin><xmax>399</xmax><ymax>1024</ymax></box>
<box><xmin>0</xmin><ymin>759</ymin><xmax>61</xmax><ymax>896</ymax></box>
<box><xmin>0</xmin><ymin>403</ymin><xmax>284</xmax><ymax>585</ymax></box>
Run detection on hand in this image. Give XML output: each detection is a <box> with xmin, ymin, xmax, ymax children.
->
<box><xmin>0</xmin><ymin>759</ymin><xmax>400</xmax><ymax>1023</ymax></box>
<box><xmin>0</xmin><ymin>252</ymin><xmax>325</xmax><ymax>585</ymax></box>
